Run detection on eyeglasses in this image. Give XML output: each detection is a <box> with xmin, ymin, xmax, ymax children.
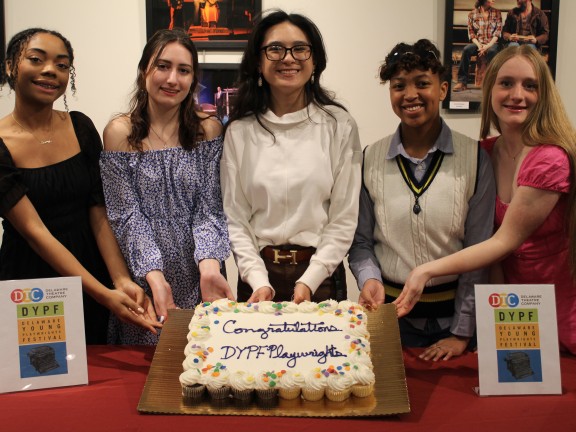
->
<box><xmin>261</xmin><ymin>44</ymin><xmax>313</xmax><ymax>61</ymax></box>
<box><xmin>389</xmin><ymin>50</ymin><xmax>439</xmax><ymax>64</ymax></box>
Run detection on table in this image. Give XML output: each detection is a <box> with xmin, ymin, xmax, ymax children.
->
<box><xmin>2</xmin><ymin>346</ymin><xmax>575</xmax><ymax>432</ymax></box>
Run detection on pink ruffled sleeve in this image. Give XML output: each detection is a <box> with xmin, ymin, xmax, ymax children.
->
<box><xmin>518</xmin><ymin>145</ymin><xmax>570</xmax><ymax>193</ymax></box>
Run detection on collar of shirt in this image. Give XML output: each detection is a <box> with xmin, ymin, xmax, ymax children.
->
<box><xmin>261</xmin><ymin>103</ymin><xmax>321</xmax><ymax>127</ymax></box>
<box><xmin>385</xmin><ymin>118</ymin><xmax>455</xmax><ymax>162</ymax></box>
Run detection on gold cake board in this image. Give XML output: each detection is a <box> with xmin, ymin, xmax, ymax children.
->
<box><xmin>138</xmin><ymin>304</ymin><xmax>410</xmax><ymax>417</ymax></box>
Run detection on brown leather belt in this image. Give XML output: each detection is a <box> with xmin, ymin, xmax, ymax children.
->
<box><xmin>261</xmin><ymin>246</ymin><xmax>315</xmax><ymax>265</ymax></box>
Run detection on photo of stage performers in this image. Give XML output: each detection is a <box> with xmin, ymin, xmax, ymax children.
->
<box><xmin>445</xmin><ymin>0</ymin><xmax>557</xmax><ymax>110</ymax></box>
<box><xmin>197</xmin><ymin>65</ymin><xmax>239</xmax><ymax>124</ymax></box>
<box><xmin>146</xmin><ymin>0</ymin><xmax>262</xmax><ymax>48</ymax></box>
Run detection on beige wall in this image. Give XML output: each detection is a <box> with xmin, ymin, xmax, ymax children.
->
<box><xmin>1</xmin><ymin>1</ymin><xmax>574</xmax><ymax>299</ymax></box>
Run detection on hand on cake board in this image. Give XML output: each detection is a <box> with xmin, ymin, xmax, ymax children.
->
<box><xmin>358</xmin><ymin>279</ymin><xmax>385</xmax><ymax>310</ymax></box>
<box><xmin>246</xmin><ymin>286</ymin><xmax>274</xmax><ymax>303</ymax></box>
<box><xmin>293</xmin><ymin>282</ymin><xmax>312</xmax><ymax>303</ymax></box>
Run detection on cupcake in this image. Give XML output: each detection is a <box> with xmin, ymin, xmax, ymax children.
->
<box><xmin>229</xmin><ymin>370</ymin><xmax>256</xmax><ymax>401</ymax></box>
<box><xmin>254</xmin><ymin>371</ymin><xmax>280</xmax><ymax>400</ymax></box>
<box><xmin>179</xmin><ymin>368</ymin><xmax>206</xmax><ymax>399</ymax></box>
<box><xmin>301</xmin><ymin>368</ymin><xmax>327</xmax><ymax>401</ymax></box>
<box><xmin>317</xmin><ymin>299</ymin><xmax>339</xmax><ymax>312</ymax></box>
<box><xmin>324</xmin><ymin>365</ymin><xmax>353</xmax><ymax>402</ymax></box>
<box><xmin>278</xmin><ymin>370</ymin><xmax>304</xmax><ymax>400</ymax></box>
<box><xmin>202</xmin><ymin>363</ymin><xmax>230</xmax><ymax>399</ymax></box>
<box><xmin>349</xmin><ymin>363</ymin><xmax>376</xmax><ymax>397</ymax></box>
<box><xmin>297</xmin><ymin>301</ymin><xmax>319</xmax><ymax>313</ymax></box>
<box><xmin>182</xmin><ymin>343</ymin><xmax>211</xmax><ymax>370</ymax></box>
<box><xmin>186</xmin><ymin>324</ymin><xmax>211</xmax><ymax>342</ymax></box>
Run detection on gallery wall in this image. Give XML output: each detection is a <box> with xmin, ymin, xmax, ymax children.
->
<box><xmin>0</xmin><ymin>0</ymin><xmax>574</xmax><ymax>297</ymax></box>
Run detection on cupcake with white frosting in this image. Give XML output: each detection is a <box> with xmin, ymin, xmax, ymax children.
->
<box><xmin>301</xmin><ymin>368</ymin><xmax>327</xmax><ymax>401</ymax></box>
<box><xmin>254</xmin><ymin>370</ymin><xmax>280</xmax><ymax>400</ymax></box>
<box><xmin>278</xmin><ymin>369</ymin><xmax>304</xmax><ymax>400</ymax></box>
<box><xmin>229</xmin><ymin>370</ymin><xmax>256</xmax><ymax>400</ymax></box>
<box><xmin>203</xmin><ymin>363</ymin><xmax>230</xmax><ymax>399</ymax></box>
<box><xmin>179</xmin><ymin>368</ymin><xmax>206</xmax><ymax>399</ymax></box>
<box><xmin>349</xmin><ymin>363</ymin><xmax>376</xmax><ymax>397</ymax></box>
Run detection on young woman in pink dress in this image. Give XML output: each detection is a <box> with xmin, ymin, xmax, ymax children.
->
<box><xmin>396</xmin><ymin>45</ymin><xmax>576</xmax><ymax>356</ymax></box>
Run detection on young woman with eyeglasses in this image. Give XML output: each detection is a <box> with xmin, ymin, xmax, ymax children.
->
<box><xmin>220</xmin><ymin>10</ymin><xmax>362</xmax><ymax>304</ymax></box>
<box><xmin>348</xmin><ymin>39</ymin><xmax>496</xmax><ymax>360</ymax></box>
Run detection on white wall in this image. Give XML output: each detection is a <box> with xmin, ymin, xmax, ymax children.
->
<box><xmin>1</xmin><ymin>1</ymin><xmax>575</xmax><ymax>299</ymax></box>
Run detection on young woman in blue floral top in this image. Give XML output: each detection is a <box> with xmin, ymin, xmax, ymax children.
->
<box><xmin>100</xmin><ymin>29</ymin><xmax>231</xmax><ymax>345</ymax></box>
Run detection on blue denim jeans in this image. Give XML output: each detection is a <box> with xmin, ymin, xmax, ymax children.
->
<box><xmin>457</xmin><ymin>43</ymin><xmax>499</xmax><ymax>84</ymax></box>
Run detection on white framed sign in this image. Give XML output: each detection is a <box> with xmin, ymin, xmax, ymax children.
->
<box><xmin>475</xmin><ymin>284</ymin><xmax>561</xmax><ymax>396</ymax></box>
<box><xmin>0</xmin><ymin>277</ymin><xmax>88</xmax><ymax>394</ymax></box>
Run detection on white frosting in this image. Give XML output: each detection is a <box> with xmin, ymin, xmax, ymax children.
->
<box><xmin>184</xmin><ymin>300</ymin><xmax>373</xmax><ymax>397</ymax></box>
<box><xmin>253</xmin><ymin>371</ymin><xmax>281</xmax><ymax>391</ymax></box>
<box><xmin>278</xmin><ymin>370</ymin><xmax>305</xmax><ymax>390</ymax></box>
<box><xmin>179</xmin><ymin>368</ymin><xmax>205</xmax><ymax>386</ymax></box>
<box><xmin>203</xmin><ymin>364</ymin><xmax>230</xmax><ymax>391</ymax></box>
<box><xmin>349</xmin><ymin>363</ymin><xmax>376</xmax><ymax>386</ymax></box>
<box><xmin>326</xmin><ymin>371</ymin><xmax>354</xmax><ymax>392</ymax></box>
<box><xmin>229</xmin><ymin>370</ymin><xmax>256</xmax><ymax>392</ymax></box>
<box><xmin>303</xmin><ymin>368</ymin><xmax>327</xmax><ymax>391</ymax></box>
<box><xmin>186</xmin><ymin>324</ymin><xmax>210</xmax><ymax>342</ymax></box>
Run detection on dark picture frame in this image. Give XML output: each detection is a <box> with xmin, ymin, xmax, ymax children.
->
<box><xmin>197</xmin><ymin>63</ymin><xmax>239</xmax><ymax>123</ymax></box>
<box><xmin>145</xmin><ymin>0</ymin><xmax>262</xmax><ymax>50</ymax></box>
<box><xmin>443</xmin><ymin>0</ymin><xmax>560</xmax><ymax>112</ymax></box>
<box><xmin>0</xmin><ymin>0</ymin><xmax>4</xmax><ymax>67</ymax></box>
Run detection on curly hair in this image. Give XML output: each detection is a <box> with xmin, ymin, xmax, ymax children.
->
<box><xmin>227</xmin><ymin>9</ymin><xmax>346</xmax><ymax>136</ymax></box>
<box><xmin>124</xmin><ymin>28</ymin><xmax>205</xmax><ymax>152</ymax></box>
<box><xmin>379</xmin><ymin>39</ymin><xmax>448</xmax><ymax>83</ymax></box>
<box><xmin>0</xmin><ymin>28</ymin><xmax>77</xmax><ymax>97</ymax></box>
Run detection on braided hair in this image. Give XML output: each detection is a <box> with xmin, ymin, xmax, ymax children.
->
<box><xmin>1</xmin><ymin>28</ymin><xmax>76</xmax><ymax>96</ymax></box>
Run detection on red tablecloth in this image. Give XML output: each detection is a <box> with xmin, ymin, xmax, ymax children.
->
<box><xmin>2</xmin><ymin>346</ymin><xmax>575</xmax><ymax>432</ymax></box>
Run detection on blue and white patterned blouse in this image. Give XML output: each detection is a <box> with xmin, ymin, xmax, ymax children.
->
<box><xmin>100</xmin><ymin>136</ymin><xmax>230</xmax><ymax>344</ymax></box>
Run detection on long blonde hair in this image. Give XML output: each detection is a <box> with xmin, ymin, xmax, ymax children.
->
<box><xmin>480</xmin><ymin>45</ymin><xmax>576</xmax><ymax>275</ymax></box>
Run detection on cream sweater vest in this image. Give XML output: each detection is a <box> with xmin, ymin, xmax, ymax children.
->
<box><xmin>363</xmin><ymin>130</ymin><xmax>479</xmax><ymax>286</ymax></box>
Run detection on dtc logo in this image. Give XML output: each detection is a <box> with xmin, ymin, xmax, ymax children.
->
<box><xmin>10</xmin><ymin>288</ymin><xmax>44</xmax><ymax>303</ymax></box>
<box><xmin>488</xmin><ymin>292</ymin><xmax>519</xmax><ymax>308</ymax></box>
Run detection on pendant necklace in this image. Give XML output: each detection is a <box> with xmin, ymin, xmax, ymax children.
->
<box><xmin>506</xmin><ymin>145</ymin><xmax>525</xmax><ymax>161</ymax></box>
<box><xmin>12</xmin><ymin>112</ymin><xmax>53</xmax><ymax>145</ymax></box>
<box><xmin>149</xmin><ymin>124</ymin><xmax>177</xmax><ymax>150</ymax></box>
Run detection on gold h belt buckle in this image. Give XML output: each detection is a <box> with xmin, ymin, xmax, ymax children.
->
<box><xmin>272</xmin><ymin>249</ymin><xmax>298</xmax><ymax>265</ymax></box>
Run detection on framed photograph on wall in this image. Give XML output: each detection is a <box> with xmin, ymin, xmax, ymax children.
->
<box><xmin>443</xmin><ymin>0</ymin><xmax>560</xmax><ymax>112</ymax></box>
<box><xmin>146</xmin><ymin>0</ymin><xmax>262</xmax><ymax>50</ymax></box>
<box><xmin>197</xmin><ymin>63</ymin><xmax>239</xmax><ymax>124</ymax></box>
<box><xmin>0</xmin><ymin>0</ymin><xmax>4</xmax><ymax>66</ymax></box>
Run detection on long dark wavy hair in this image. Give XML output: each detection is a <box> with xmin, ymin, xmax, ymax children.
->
<box><xmin>125</xmin><ymin>28</ymin><xmax>204</xmax><ymax>151</ymax></box>
<box><xmin>0</xmin><ymin>28</ymin><xmax>76</xmax><ymax>103</ymax></box>
<box><xmin>227</xmin><ymin>9</ymin><xmax>346</xmax><ymax>135</ymax></box>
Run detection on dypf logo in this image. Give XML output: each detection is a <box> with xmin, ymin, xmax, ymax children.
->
<box><xmin>488</xmin><ymin>292</ymin><xmax>519</xmax><ymax>308</ymax></box>
<box><xmin>10</xmin><ymin>288</ymin><xmax>44</xmax><ymax>303</ymax></box>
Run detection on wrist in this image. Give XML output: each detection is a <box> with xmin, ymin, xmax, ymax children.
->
<box><xmin>111</xmin><ymin>275</ymin><xmax>133</xmax><ymax>290</ymax></box>
<box><xmin>199</xmin><ymin>258</ymin><xmax>221</xmax><ymax>275</ymax></box>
